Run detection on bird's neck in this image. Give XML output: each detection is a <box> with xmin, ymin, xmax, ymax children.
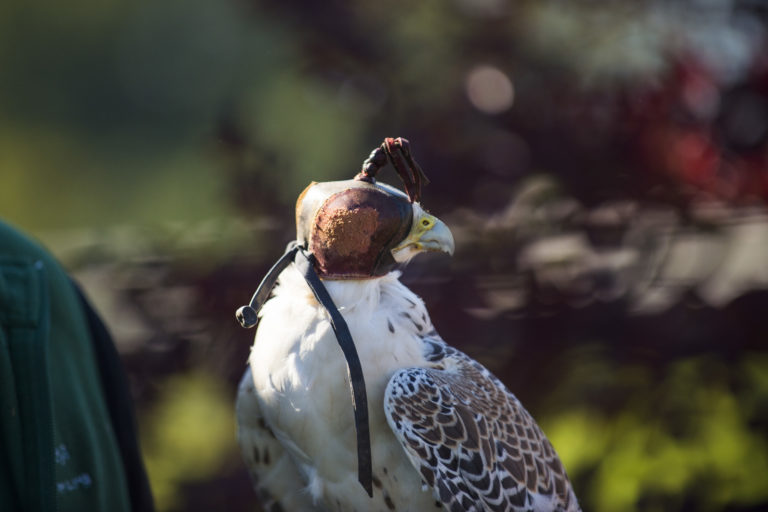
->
<box><xmin>321</xmin><ymin>273</ymin><xmax>399</xmax><ymax>312</ymax></box>
<box><xmin>274</xmin><ymin>265</ymin><xmax>424</xmax><ymax>326</ymax></box>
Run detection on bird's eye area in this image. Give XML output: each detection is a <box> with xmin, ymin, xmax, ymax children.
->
<box><xmin>421</xmin><ymin>219</ymin><xmax>431</xmax><ymax>227</ymax></box>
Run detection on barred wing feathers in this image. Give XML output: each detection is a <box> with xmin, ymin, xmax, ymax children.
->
<box><xmin>384</xmin><ymin>341</ymin><xmax>580</xmax><ymax>512</ymax></box>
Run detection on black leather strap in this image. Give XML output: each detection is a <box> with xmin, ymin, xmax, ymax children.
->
<box><xmin>293</xmin><ymin>248</ymin><xmax>373</xmax><ymax>497</ymax></box>
<box><xmin>236</xmin><ymin>242</ymin><xmax>373</xmax><ymax>497</ymax></box>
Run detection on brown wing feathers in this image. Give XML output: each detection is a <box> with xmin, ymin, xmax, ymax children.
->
<box><xmin>385</xmin><ymin>342</ymin><xmax>580</xmax><ymax>512</ymax></box>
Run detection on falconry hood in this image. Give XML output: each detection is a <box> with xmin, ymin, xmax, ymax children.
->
<box><xmin>295</xmin><ymin>137</ymin><xmax>438</xmax><ymax>279</ymax></box>
<box><xmin>295</xmin><ymin>178</ymin><xmax>413</xmax><ymax>279</ymax></box>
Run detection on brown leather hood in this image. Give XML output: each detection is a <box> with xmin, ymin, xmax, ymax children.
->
<box><xmin>295</xmin><ymin>179</ymin><xmax>413</xmax><ymax>279</ymax></box>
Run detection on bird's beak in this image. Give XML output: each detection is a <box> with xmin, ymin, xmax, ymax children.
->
<box><xmin>391</xmin><ymin>212</ymin><xmax>455</xmax><ymax>262</ymax></box>
<box><xmin>419</xmin><ymin>216</ymin><xmax>455</xmax><ymax>255</ymax></box>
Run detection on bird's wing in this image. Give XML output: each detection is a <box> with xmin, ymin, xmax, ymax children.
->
<box><xmin>236</xmin><ymin>367</ymin><xmax>316</xmax><ymax>511</ymax></box>
<box><xmin>384</xmin><ymin>339</ymin><xmax>580</xmax><ymax>512</ymax></box>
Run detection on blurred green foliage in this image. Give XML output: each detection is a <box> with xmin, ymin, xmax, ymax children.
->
<box><xmin>139</xmin><ymin>372</ymin><xmax>237</xmax><ymax>511</ymax></box>
<box><xmin>0</xmin><ymin>0</ymin><xmax>369</xmax><ymax>231</ymax></box>
<box><xmin>543</xmin><ymin>354</ymin><xmax>768</xmax><ymax>511</ymax></box>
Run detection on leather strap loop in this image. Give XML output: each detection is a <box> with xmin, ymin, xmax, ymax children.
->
<box><xmin>236</xmin><ymin>242</ymin><xmax>300</xmax><ymax>329</ymax></box>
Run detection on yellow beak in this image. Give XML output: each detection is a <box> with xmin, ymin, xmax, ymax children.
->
<box><xmin>391</xmin><ymin>208</ymin><xmax>455</xmax><ymax>263</ymax></box>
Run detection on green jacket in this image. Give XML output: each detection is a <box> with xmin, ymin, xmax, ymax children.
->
<box><xmin>0</xmin><ymin>220</ymin><xmax>153</xmax><ymax>512</ymax></box>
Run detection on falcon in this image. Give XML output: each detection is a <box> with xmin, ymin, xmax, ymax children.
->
<box><xmin>235</xmin><ymin>138</ymin><xmax>580</xmax><ymax>512</ymax></box>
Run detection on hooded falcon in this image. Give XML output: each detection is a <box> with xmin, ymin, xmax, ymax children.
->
<box><xmin>235</xmin><ymin>138</ymin><xmax>581</xmax><ymax>512</ymax></box>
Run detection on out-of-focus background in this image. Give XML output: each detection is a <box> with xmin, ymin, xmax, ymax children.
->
<box><xmin>3</xmin><ymin>0</ymin><xmax>768</xmax><ymax>510</ymax></box>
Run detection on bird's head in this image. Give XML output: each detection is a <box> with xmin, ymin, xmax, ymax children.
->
<box><xmin>295</xmin><ymin>138</ymin><xmax>454</xmax><ymax>279</ymax></box>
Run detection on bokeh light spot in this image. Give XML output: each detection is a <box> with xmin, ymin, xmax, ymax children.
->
<box><xmin>465</xmin><ymin>65</ymin><xmax>515</xmax><ymax>114</ymax></box>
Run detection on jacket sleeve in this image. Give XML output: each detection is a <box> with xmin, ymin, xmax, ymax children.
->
<box><xmin>71</xmin><ymin>282</ymin><xmax>155</xmax><ymax>512</ymax></box>
<box><xmin>0</xmin><ymin>257</ymin><xmax>56</xmax><ymax>512</ymax></box>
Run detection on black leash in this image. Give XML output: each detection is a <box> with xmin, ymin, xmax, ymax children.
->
<box><xmin>236</xmin><ymin>243</ymin><xmax>374</xmax><ymax>497</ymax></box>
